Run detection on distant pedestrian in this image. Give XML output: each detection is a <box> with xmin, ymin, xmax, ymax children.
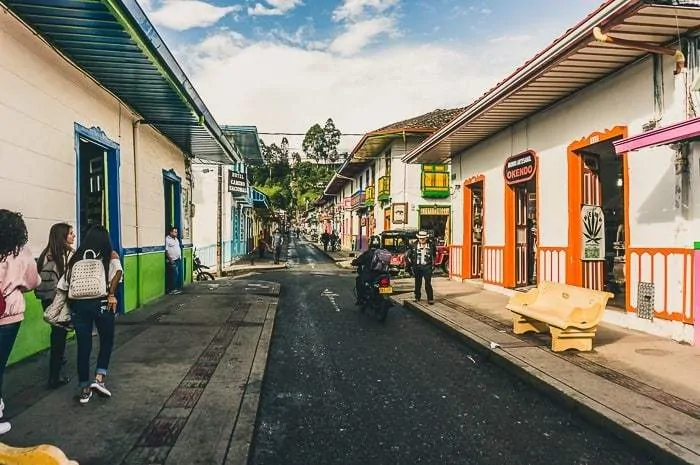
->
<box><xmin>165</xmin><ymin>226</ymin><xmax>182</xmax><ymax>295</ymax></box>
<box><xmin>0</xmin><ymin>210</ymin><xmax>41</xmax><ymax>434</ymax></box>
<box><xmin>257</xmin><ymin>232</ymin><xmax>266</xmax><ymax>259</ymax></box>
<box><xmin>407</xmin><ymin>230</ymin><xmax>436</xmax><ymax>304</ymax></box>
<box><xmin>60</xmin><ymin>225</ymin><xmax>123</xmax><ymax>404</ymax></box>
<box><xmin>271</xmin><ymin>229</ymin><xmax>283</xmax><ymax>264</ymax></box>
<box><xmin>321</xmin><ymin>231</ymin><xmax>330</xmax><ymax>251</ymax></box>
<box><xmin>36</xmin><ymin>222</ymin><xmax>75</xmax><ymax>389</ymax></box>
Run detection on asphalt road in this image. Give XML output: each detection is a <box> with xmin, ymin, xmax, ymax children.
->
<box><xmin>247</xmin><ymin>236</ymin><xmax>657</xmax><ymax>465</ymax></box>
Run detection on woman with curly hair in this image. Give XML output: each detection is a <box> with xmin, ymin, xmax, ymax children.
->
<box><xmin>36</xmin><ymin>223</ymin><xmax>75</xmax><ymax>388</ymax></box>
<box><xmin>0</xmin><ymin>210</ymin><xmax>41</xmax><ymax>435</ymax></box>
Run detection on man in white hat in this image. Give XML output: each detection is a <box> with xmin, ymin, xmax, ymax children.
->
<box><xmin>407</xmin><ymin>230</ymin><xmax>436</xmax><ymax>304</ymax></box>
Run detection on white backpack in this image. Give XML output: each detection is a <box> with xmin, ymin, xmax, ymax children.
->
<box><xmin>68</xmin><ymin>250</ymin><xmax>107</xmax><ymax>300</ymax></box>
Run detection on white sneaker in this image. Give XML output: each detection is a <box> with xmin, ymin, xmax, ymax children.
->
<box><xmin>0</xmin><ymin>421</ymin><xmax>10</xmax><ymax>435</ymax></box>
<box><xmin>0</xmin><ymin>398</ymin><xmax>4</xmax><ymax>419</ymax></box>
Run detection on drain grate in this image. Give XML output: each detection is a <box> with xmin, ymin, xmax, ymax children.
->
<box><xmin>165</xmin><ymin>387</ymin><xmax>205</xmax><ymax>409</ymax></box>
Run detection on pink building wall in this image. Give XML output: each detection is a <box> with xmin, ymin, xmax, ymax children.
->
<box><xmin>695</xmin><ymin>249</ymin><xmax>700</xmax><ymax>347</ymax></box>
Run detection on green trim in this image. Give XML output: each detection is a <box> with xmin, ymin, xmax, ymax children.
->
<box><xmin>8</xmin><ymin>296</ymin><xmax>49</xmax><ymax>365</ymax></box>
<box><xmin>184</xmin><ymin>247</ymin><xmax>193</xmax><ymax>284</ymax></box>
<box><xmin>695</xmin><ymin>242</ymin><xmax>700</xmax><ymax>250</ymax></box>
<box><xmin>421</xmin><ymin>189</ymin><xmax>450</xmax><ymax>199</ymax></box>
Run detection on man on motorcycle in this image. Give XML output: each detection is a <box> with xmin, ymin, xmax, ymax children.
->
<box><xmin>351</xmin><ymin>235</ymin><xmax>382</xmax><ymax>305</ymax></box>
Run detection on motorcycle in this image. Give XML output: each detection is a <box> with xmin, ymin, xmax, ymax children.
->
<box><xmin>355</xmin><ymin>273</ymin><xmax>393</xmax><ymax>322</ymax></box>
<box><xmin>193</xmin><ymin>253</ymin><xmax>215</xmax><ymax>281</ymax></box>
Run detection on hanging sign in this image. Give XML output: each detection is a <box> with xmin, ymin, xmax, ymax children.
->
<box><xmin>392</xmin><ymin>203</ymin><xmax>408</xmax><ymax>224</ymax></box>
<box><xmin>503</xmin><ymin>151</ymin><xmax>537</xmax><ymax>185</ymax></box>
<box><xmin>228</xmin><ymin>170</ymin><xmax>248</xmax><ymax>196</ymax></box>
<box><xmin>581</xmin><ymin>205</ymin><xmax>605</xmax><ymax>261</ymax></box>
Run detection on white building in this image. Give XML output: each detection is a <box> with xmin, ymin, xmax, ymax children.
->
<box><xmin>404</xmin><ymin>1</ymin><xmax>700</xmax><ymax>345</ymax></box>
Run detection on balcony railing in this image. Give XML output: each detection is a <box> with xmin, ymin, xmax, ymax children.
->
<box><xmin>377</xmin><ymin>175</ymin><xmax>390</xmax><ymax>201</ymax></box>
<box><xmin>350</xmin><ymin>190</ymin><xmax>366</xmax><ymax>209</ymax></box>
<box><xmin>421</xmin><ymin>164</ymin><xmax>450</xmax><ymax>198</ymax></box>
<box><xmin>364</xmin><ymin>185</ymin><xmax>375</xmax><ymax>207</ymax></box>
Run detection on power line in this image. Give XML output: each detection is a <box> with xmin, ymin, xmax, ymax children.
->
<box><xmin>258</xmin><ymin>132</ymin><xmax>365</xmax><ymax>136</ymax></box>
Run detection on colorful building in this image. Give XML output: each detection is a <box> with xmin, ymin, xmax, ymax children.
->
<box><xmin>323</xmin><ymin>109</ymin><xmax>463</xmax><ymax>251</ymax></box>
<box><xmin>0</xmin><ymin>0</ymin><xmax>240</xmax><ymax>362</ymax></box>
<box><xmin>404</xmin><ymin>1</ymin><xmax>700</xmax><ymax>344</ymax></box>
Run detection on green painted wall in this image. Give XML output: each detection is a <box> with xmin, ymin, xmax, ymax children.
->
<box><xmin>184</xmin><ymin>247</ymin><xmax>193</xmax><ymax>284</ymax></box>
<box><xmin>139</xmin><ymin>252</ymin><xmax>166</xmax><ymax>307</ymax></box>
<box><xmin>124</xmin><ymin>254</ymin><xmax>139</xmax><ymax>312</ymax></box>
<box><xmin>8</xmin><ymin>295</ymin><xmax>50</xmax><ymax>365</ymax></box>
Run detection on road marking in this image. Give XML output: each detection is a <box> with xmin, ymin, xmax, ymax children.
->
<box><xmin>321</xmin><ymin>288</ymin><xmax>341</xmax><ymax>312</ymax></box>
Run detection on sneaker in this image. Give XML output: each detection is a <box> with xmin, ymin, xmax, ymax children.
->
<box><xmin>79</xmin><ymin>389</ymin><xmax>92</xmax><ymax>404</ymax></box>
<box><xmin>0</xmin><ymin>398</ymin><xmax>4</xmax><ymax>419</ymax></box>
<box><xmin>90</xmin><ymin>380</ymin><xmax>112</xmax><ymax>397</ymax></box>
<box><xmin>428</xmin><ymin>301</ymin><xmax>435</xmax><ymax>305</ymax></box>
<box><xmin>0</xmin><ymin>421</ymin><xmax>10</xmax><ymax>435</ymax></box>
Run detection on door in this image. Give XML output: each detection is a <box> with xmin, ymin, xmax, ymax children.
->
<box><xmin>581</xmin><ymin>155</ymin><xmax>604</xmax><ymax>290</ymax></box>
<box><xmin>384</xmin><ymin>208</ymin><xmax>391</xmax><ymax>231</ymax></box>
<box><xmin>163</xmin><ymin>170</ymin><xmax>183</xmax><ymax>288</ymax></box>
<box><xmin>515</xmin><ymin>181</ymin><xmax>537</xmax><ymax>287</ymax></box>
<box><xmin>470</xmin><ymin>184</ymin><xmax>484</xmax><ymax>278</ymax></box>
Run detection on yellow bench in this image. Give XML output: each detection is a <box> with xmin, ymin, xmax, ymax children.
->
<box><xmin>506</xmin><ymin>281</ymin><xmax>613</xmax><ymax>352</ymax></box>
<box><xmin>0</xmin><ymin>443</ymin><xmax>78</xmax><ymax>465</ymax></box>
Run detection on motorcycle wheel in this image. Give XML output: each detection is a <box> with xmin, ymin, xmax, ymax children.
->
<box><xmin>441</xmin><ymin>258</ymin><xmax>449</xmax><ymax>274</ymax></box>
<box><xmin>196</xmin><ymin>271</ymin><xmax>215</xmax><ymax>281</ymax></box>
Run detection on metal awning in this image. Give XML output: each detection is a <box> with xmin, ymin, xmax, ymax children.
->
<box><xmin>323</xmin><ymin>157</ymin><xmax>372</xmax><ymax>195</ymax></box>
<box><xmin>614</xmin><ymin>115</ymin><xmax>700</xmax><ymax>152</ymax></box>
<box><xmin>404</xmin><ymin>0</ymin><xmax>700</xmax><ymax>163</ymax></box>
<box><xmin>252</xmin><ymin>188</ymin><xmax>271</xmax><ymax>209</ymax></box>
<box><xmin>2</xmin><ymin>0</ymin><xmax>239</xmax><ymax>164</ymax></box>
<box><xmin>223</xmin><ymin>126</ymin><xmax>263</xmax><ymax>165</ymax></box>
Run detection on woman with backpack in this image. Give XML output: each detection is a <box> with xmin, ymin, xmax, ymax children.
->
<box><xmin>0</xmin><ymin>210</ymin><xmax>42</xmax><ymax>434</ymax></box>
<box><xmin>59</xmin><ymin>225</ymin><xmax>122</xmax><ymax>404</ymax></box>
<box><xmin>36</xmin><ymin>223</ymin><xmax>75</xmax><ymax>389</ymax></box>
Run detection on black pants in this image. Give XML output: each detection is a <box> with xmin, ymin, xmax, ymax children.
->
<box><xmin>413</xmin><ymin>265</ymin><xmax>434</xmax><ymax>301</ymax></box>
<box><xmin>42</xmin><ymin>300</ymin><xmax>68</xmax><ymax>383</ymax></box>
<box><xmin>274</xmin><ymin>245</ymin><xmax>281</xmax><ymax>263</ymax></box>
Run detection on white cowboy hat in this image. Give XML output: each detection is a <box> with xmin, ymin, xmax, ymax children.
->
<box><xmin>416</xmin><ymin>230</ymin><xmax>429</xmax><ymax>239</ymax></box>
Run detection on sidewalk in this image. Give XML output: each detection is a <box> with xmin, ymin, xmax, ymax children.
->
<box><xmin>392</xmin><ymin>278</ymin><xmax>700</xmax><ymax>464</ymax></box>
<box><xmin>221</xmin><ymin>253</ymin><xmax>286</xmax><ymax>277</ymax></box>
<box><xmin>306</xmin><ymin>239</ymin><xmax>356</xmax><ymax>267</ymax></box>
<box><xmin>1</xmin><ymin>278</ymin><xmax>279</xmax><ymax>465</ymax></box>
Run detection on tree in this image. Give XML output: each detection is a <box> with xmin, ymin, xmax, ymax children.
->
<box><xmin>323</xmin><ymin>118</ymin><xmax>341</xmax><ymax>163</ymax></box>
<box><xmin>302</xmin><ymin>124</ymin><xmax>325</xmax><ymax>164</ymax></box>
<box><xmin>302</xmin><ymin>118</ymin><xmax>343</xmax><ymax>167</ymax></box>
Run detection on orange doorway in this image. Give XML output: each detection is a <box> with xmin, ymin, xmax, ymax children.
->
<box><xmin>462</xmin><ymin>176</ymin><xmax>485</xmax><ymax>279</ymax></box>
<box><xmin>383</xmin><ymin>208</ymin><xmax>391</xmax><ymax>231</ymax></box>
<box><xmin>567</xmin><ymin>126</ymin><xmax>628</xmax><ymax>308</ymax></box>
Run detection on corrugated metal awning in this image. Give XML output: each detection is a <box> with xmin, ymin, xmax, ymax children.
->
<box><xmin>404</xmin><ymin>1</ymin><xmax>700</xmax><ymax>163</ymax></box>
<box><xmin>2</xmin><ymin>0</ymin><xmax>239</xmax><ymax>164</ymax></box>
<box><xmin>223</xmin><ymin>126</ymin><xmax>263</xmax><ymax>165</ymax></box>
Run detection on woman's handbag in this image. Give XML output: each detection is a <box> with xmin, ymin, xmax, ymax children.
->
<box><xmin>43</xmin><ymin>289</ymin><xmax>71</xmax><ymax>327</ymax></box>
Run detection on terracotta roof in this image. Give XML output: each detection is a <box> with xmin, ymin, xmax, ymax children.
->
<box><xmin>369</xmin><ymin>107</ymin><xmax>467</xmax><ymax>135</ymax></box>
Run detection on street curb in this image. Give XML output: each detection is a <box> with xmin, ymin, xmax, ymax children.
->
<box><xmin>307</xmin><ymin>240</ymin><xmax>353</xmax><ymax>263</ymax></box>
<box><xmin>393</xmin><ymin>296</ymin><xmax>696</xmax><ymax>465</ymax></box>
<box><xmin>221</xmin><ymin>265</ymin><xmax>286</xmax><ymax>277</ymax></box>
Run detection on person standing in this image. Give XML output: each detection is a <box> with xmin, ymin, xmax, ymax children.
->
<box><xmin>271</xmin><ymin>229</ymin><xmax>283</xmax><ymax>264</ymax></box>
<box><xmin>257</xmin><ymin>231</ymin><xmax>266</xmax><ymax>259</ymax></box>
<box><xmin>61</xmin><ymin>225</ymin><xmax>123</xmax><ymax>404</ymax></box>
<box><xmin>0</xmin><ymin>210</ymin><xmax>41</xmax><ymax>434</ymax></box>
<box><xmin>407</xmin><ymin>230</ymin><xmax>436</xmax><ymax>305</ymax></box>
<box><xmin>165</xmin><ymin>226</ymin><xmax>182</xmax><ymax>295</ymax></box>
<box><xmin>36</xmin><ymin>222</ymin><xmax>75</xmax><ymax>388</ymax></box>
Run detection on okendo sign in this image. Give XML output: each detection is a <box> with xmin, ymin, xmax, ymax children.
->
<box><xmin>503</xmin><ymin>151</ymin><xmax>537</xmax><ymax>185</ymax></box>
<box><xmin>228</xmin><ymin>170</ymin><xmax>248</xmax><ymax>196</ymax></box>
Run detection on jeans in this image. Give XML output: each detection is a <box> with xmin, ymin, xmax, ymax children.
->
<box><xmin>0</xmin><ymin>322</ymin><xmax>21</xmax><ymax>400</ymax></box>
<box><xmin>70</xmin><ymin>299</ymin><xmax>115</xmax><ymax>388</ymax></box>
<box><xmin>413</xmin><ymin>265</ymin><xmax>434</xmax><ymax>301</ymax></box>
<box><xmin>274</xmin><ymin>245</ymin><xmax>281</xmax><ymax>263</ymax></box>
<box><xmin>42</xmin><ymin>300</ymin><xmax>68</xmax><ymax>382</ymax></box>
<box><xmin>167</xmin><ymin>259</ymin><xmax>181</xmax><ymax>292</ymax></box>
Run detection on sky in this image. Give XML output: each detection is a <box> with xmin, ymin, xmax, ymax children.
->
<box><xmin>137</xmin><ymin>0</ymin><xmax>604</xmax><ymax>154</ymax></box>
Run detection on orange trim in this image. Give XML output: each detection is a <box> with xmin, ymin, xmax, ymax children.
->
<box><xmin>463</xmin><ymin>175</ymin><xmax>485</xmax><ymax>279</ymax></box>
<box><xmin>627</xmin><ymin>248</ymin><xmax>693</xmax><ymax>323</ymax></box>
<box><xmin>448</xmin><ymin>245</ymin><xmax>463</xmax><ymax>279</ymax></box>
<box><xmin>483</xmin><ymin>246</ymin><xmax>505</xmax><ymax>285</ymax></box>
<box><xmin>566</xmin><ymin>126</ymin><xmax>628</xmax><ymax>286</ymax></box>
<box><xmin>503</xmin><ymin>151</ymin><xmax>540</xmax><ymax>288</ymax></box>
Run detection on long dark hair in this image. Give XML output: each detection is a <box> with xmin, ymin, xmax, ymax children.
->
<box><xmin>0</xmin><ymin>209</ymin><xmax>28</xmax><ymax>263</ymax></box>
<box><xmin>67</xmin><ymin>225</ymin><xmax>112</xmax><ymax>280</ymax></box>
<box><xmin>38</xmin><ymin>223</ymin><xmax>73</xmax><ymax>276</ymax></box>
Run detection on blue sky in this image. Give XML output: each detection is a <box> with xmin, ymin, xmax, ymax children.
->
<box><xmin>139</xmin><ymin>0</ymin><xmax>603</xmax><ymax>151</ymax></box>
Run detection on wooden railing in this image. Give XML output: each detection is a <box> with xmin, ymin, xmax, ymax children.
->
<box><xmin>421</xmin><ymin>164</ymin><xmax>450</xmax><ymax>198</ymax></box>
<box><xmin>448</xmin><ymin>245</ymin><xmax>463</xmax><ymax>279</ymax></box>
<box><xmin>364</xmin><ymin>185</ymin><xmax>375</xmax><ymax>207</ymax></box>
<box><xmin>377</xmin><ymin>176</ymin><xmax>390</xmax><ymax>200</ymax></box>
<box><xmin>350</xmin><ymin>190</ymin><xmax>365</xmax><ymax>209</ymax></box>
<box><xmin>483</xmin><ymin>246</ymin><xmax>504</xmax><ymax>285</ymax></box>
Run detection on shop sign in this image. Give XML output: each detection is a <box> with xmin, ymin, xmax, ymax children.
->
<box><xmin>361</xmin><ymin>217</ymin><xmax>367</xmax><ymax>227</ymax></box>
<box><xmin>581</xmin><ymin>205</ymin><xmax>605</xmax><ymax>261</ymax></box>
<box><xmin>228</xmin><ymin>170</ymin><xmax>248</xmax><ymax>196</ymax></box>
<box><xmin>418</xmin><ymin>206</ymin><xmax>450</xmax><ymax>216</ymax></box>
<box><xmin>392</xmin><ymin>203</ymin><xmax>408</xmax><ymax>224</ymax></box>
<box><xmin>503</xmin><ymin>151</ymin><xmax>536</xmax><ymax>185</ymax></box>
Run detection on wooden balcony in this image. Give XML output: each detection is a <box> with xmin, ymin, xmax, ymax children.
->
<box><xmin>364</xmin><ymin>185</ymin><xmax>375</xmax><ymax>207</ymax></box>
<box><xmin>421</xmin><ymin>164</ymin><xmax>450</xmax><ymax>198</ymax></box>
<box><xmin>377</xmin><ymin>175</ymin><xmax>390</xmax><ymax>201</ymax></box>
<box><xmin>350</xmin><ymin>190</ymin><xmax>366</xmax><ymax>210</ymax></box>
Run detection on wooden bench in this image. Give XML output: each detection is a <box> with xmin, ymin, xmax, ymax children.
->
<box><xmin>0</xmin><ymin>443</ymin><xmax>78</xmax><ymax>464</ymax></box>
<box><xmin>506</xmin><ymin>281</ymin><xmax>613</xmax><ymax>352</ymax></box>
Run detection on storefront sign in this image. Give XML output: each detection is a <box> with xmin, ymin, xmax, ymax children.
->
<box><xmin>418</xmin><ymin>206</ymin><xmax>450</xmax><ymax>216</ymax></box>
<box><xmin>360</xmin><ymin>217</ymin><xmax>367</xmax><ymax>227</ymax></box>
<box><xmin>228</xmin><ymin>170</ymin><xmax>248</xmax><ymax>196</ymax></box>
<box><xmin>503</xmin><ymin>151</ymin><xmax>537</xmax><ymax>185</ymax></box>
<box><xmin>581</xmin><ymin>205</ymin><xmax>605</xmax><ymax>261</ymax></box>
<box><xmin>392</xmin><ymin>203</ymin><xmax>408</xmax><ymax>224</ymax></box>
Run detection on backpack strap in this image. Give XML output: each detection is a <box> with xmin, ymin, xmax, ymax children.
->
<box><xmin>83</xmin><ymin>249</ymin><xmax>97</xmax><ymax>260</ymax></box>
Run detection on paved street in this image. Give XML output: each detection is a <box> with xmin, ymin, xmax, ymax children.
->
<box><xmin>249</xmin><ymin>236</ymin><xmax>658</xmax><ymax>465</ymax></box>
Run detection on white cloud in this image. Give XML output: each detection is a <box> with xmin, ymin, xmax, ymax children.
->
<box><xmin>148</xmin><ymin>0</ymin><xmax>241</xmax><ymax>31</ymax></box>
<box><xmin>489</xmin><ymin>34</ymin><xmax>532</xmax><ymax>44</ymax></box>
<box><xmin>332</xmin><ymin>0</ymin><xmax>400</xmax><ymax>22</ymax></box>
<box><xmin>176</xmin><ymin>30</ymin><xmax>546</xmax><ymax>153</ymax></box>
<box><xmin>248</xmin><ymin>0</ymin><xmax>303</xmax><ymax>16</ymax></box>
<box><xmin>329</xmin><ymin>17</ymin><xmax>397</xmax><ymax>56</ymax></box>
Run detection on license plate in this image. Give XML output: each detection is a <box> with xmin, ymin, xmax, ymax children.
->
<box><xmin>379</xmin><ymin>286</ymin><xmax>392</xmax><ymax>294</ymax></box>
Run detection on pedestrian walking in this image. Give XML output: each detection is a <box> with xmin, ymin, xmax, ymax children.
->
<box><xmin>165</xmin><ymin>226</ymin><xmax>182</xmax><ymax>295</ymax></box>
<box><xmin>36</xmin><ymin>222</ymin><xmax>75</xmax><ymax>389</ymax></box>
<box><xmin>0</xmin><ymin>210</ymin><xmax>41</xmax><ymax>434</ymax></box>
<box><xmin>407</xmin><ymin>230</ymin><xmax>436</xmax><ymax>305</ymax></box>
<box><xmin>321</xmin><ymin>231</ymin><xmax>330</xmax><ymax>251</ymax></box>
<box><xmin>60</xmin><ymin>225</ymin><xmax>123</xmax><ymax>404</ymax></box>
<box><xmin>271</xmin><ymin>229</ymin><xmax>283</xmax><ymax>264</ymax></box>
<box><xmin>257</xmin><ymin>232</ymin><xmax>266</xmax><ymax>259</ymax></box>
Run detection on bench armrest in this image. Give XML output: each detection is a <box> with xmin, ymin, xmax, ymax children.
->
<box><xmin>508</xmin><ymin>288</ymin><xmax>539</xmax><ymax>307</ymax></box>
<box><xmin>568</xmin><ymin>304</ymin><xmax>605</xmax><ymax>329</ymax></box>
